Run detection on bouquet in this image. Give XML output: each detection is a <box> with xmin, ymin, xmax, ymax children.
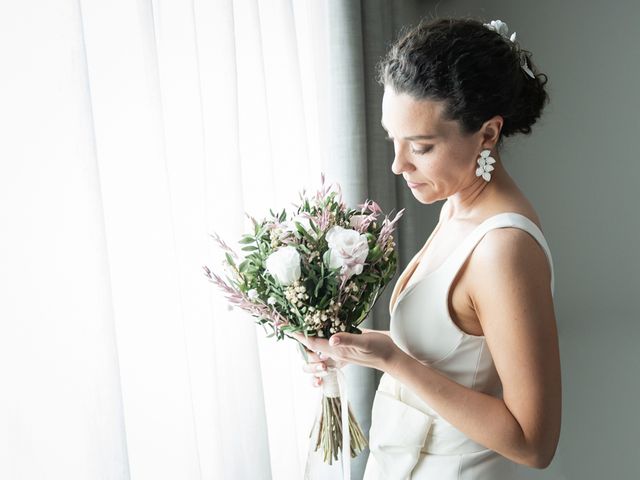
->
<box><xmin>203</xmin><ymin>173</ymin><xmax>404</xmax><ymax>476</ymax></box>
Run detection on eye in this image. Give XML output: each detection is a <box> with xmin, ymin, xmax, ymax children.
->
<box><xmin>384</xmin><ymin>134</ymin><xmax>433</xmax><ymax>155</ymax></box>
<box><xmin>411</xmin><ymin>146</ymin><xmax>434</xmax><ymax>155</ymax></box>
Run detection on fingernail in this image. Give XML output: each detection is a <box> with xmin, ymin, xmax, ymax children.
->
<box><xmin>316</xmin><ymin>364</ymin><xmax>326</xmax><ymax>371</ymax></box>
<box><xmin>330</xmin><ymin>337</ymin><xmax>340</xmax><ymax>345</ymax></box>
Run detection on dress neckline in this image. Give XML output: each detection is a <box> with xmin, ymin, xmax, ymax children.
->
<box><xmin>390</xmin><ymin>211</ymin><xmax>544</xmax><ymax>318</ymax></box>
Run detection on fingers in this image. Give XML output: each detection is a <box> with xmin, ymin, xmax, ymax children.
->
<box><xmin>302</xmin><ymin>358</ymin><xmax>328</xmax><ymax>389</ymax></box>
<box><xmin>292</xmin><ymin>332</ymin><xmax>317</xmax><ymax>352</ymax></box>
<box><xmin>291</xmin><ymin>332</ymin><xmax>332</xmax><ymax>357</ymax></box>
<box><xmin>295</xmin><ymin>334</ymin><xmax>347</xmax><ymax>390</ymax></box>
<box><xmin>301</xmin><ymin>358</ymin><xmax>348</xmax><ymax>387</ymax></box>
<box><xmin>305</xmin><ymin>350</ymin><xmax>322</xmax><ymax>363</ymax></box>
<box><xmin>303</xmin><ymin>346</ymin><xmax>337</xmax><ymax>367</ymax></box>
<box><xmin>302</xmin><ymin>360</ymin><xmax>328</xmax><ymax>375</ymax></box>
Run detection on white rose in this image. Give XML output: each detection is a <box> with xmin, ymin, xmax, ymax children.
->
<box><xmin>247</xmin><ymin>289</ymin><xmax>259</xmax><ymax>300</ymax></box>
<box><xmin>265</xmin><ymin>246</ymin><xmax>302</xmax><ymax>286</ymax></box>
<box><xmin>324</xmin><ymin>226</ymin><xmax>369</xmax><ymax>279</ymax></box>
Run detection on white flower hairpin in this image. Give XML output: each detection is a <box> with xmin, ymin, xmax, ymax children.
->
<box><xmin>483</xmin><ymin>19</ymin><xmax>535</xmax><ymax>79</ymax></box>
<box><xmin>475</xmin><ymin>149</ymin><xmax>496</xmax><ymax>181</ymax></box>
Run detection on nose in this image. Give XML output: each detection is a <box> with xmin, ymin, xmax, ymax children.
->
<box><xmin>390</xmin><ymin>144</ymin><xmax>414</xmax><ymax>176</ymax></box>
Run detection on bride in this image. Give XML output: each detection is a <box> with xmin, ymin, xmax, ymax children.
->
<box><xmin>294</xmin><ymin>16</ymin><xmax>561</xmax><ymax>479</ymax></box>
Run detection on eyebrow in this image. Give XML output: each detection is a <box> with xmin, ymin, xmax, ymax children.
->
<box><xmin>380</xmin><ymin>119</ymin><xmax>439</xmax><ymax>140</ymax></box>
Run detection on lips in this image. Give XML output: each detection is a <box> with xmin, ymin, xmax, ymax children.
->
<box><xmin>406</xmin><ymin>181</ymin><xmax>424</xmax><ymax>188</ymax></box>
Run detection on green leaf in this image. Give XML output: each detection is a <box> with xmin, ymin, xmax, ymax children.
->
<box><xmin>309</xmin><ymin>219</ymin><xmax>320</xmax><ymax>236</ymax></box>
<box><xmin>297</xmin><ymin>243</ymin><xmax>311</xmax><ymax>255</ymax></box>
<box><xmin>357</xmin><ymin>273</ymin><xmax>377</xmax><ymax>283</ymax></box>
<box><xmin>307</xmin><ymin>267</ymin><xmax>317</xmax><ymax>283</ymax></box>
<box><xmin>241</xmin><ymin>245</ymin><xmax>258</xmax><ymax>252</ymax></box>
<box><xmin>239</xmin><ymin>235</ymin><xmax>255</xmax><ymax>245</ymax></box>
<box><xmin>322</xmin><ymin>250</ymin><xmax>332</xmax><ymax>268</ymax></box>
<box><xmin>317</xmin><ymin>295</ymin><xmax>331</xmax><ymax>310</ymax></box>
<box><xmin>294</xmin><ymin>222</ymin><xmax>315</xmax><ymax>243</ymax></box>
<box><xmin>367</xmin><ymin>245</ymin><xmax>383</xmax><ymax>263</ymax></box>
<box><xmin>314</xmin><ymin>274</ymin><xmax>324</xmax><ymax>297</ymax></box>
<box><xmin>224</xmin><ymin>252</ymin><xmax>236</xmax><ymax>268</ymax></box>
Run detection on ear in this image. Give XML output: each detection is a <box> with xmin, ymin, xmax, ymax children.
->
<box><xmin>481</xmin><ymin>114</ymin><xmax>504</xmax><ymax>146</ymax></box>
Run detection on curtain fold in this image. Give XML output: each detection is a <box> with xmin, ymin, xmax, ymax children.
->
<box><xmin>0</xmin><ymin>1</ymin><xmax>130</xmax><ymax>479</ymax></box>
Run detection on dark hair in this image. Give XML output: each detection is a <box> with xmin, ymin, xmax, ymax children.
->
<box><xmin>376</xmin><ymin>16</ymin><xmax>549</xmax><ymax>147</ymax></box>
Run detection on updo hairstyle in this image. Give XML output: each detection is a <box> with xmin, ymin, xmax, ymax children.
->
<box><xmin>377</xmin><ymin>17</ymin><xmax>550</xmax><ymax>147</ymax></box>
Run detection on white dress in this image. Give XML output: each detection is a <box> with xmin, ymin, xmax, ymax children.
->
<box><xmin>363</xmin><ymin>212</ymin><xmax>555</xmax><ymax>480</ymax></box>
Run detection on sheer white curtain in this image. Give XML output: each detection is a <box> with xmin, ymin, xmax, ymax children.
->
<box><xmin>0</xmin><ymin>0</ymin><xmax>340</xmax><ymax>478</ymax></box>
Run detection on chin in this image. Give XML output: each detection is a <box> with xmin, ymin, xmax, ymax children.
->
<box><xmin>413</xmin><ymin>193</ymin><xmax>439</xmax><ymax>205</ymax></box>
<box><xmin>411</xmin><ymin>185</ymin><xmax>442</xmax><ymax>205</ymax></box>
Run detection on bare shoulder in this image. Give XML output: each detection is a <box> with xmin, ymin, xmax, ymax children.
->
<box><xmin>477</xmin><ymin>225</ymin><xmax>550</xmax><ymax>277</ymax></box>
<box><xmin>466</xmin><ymin>225</ymin><xmax>552</xmax><ymax>304</ymax></box>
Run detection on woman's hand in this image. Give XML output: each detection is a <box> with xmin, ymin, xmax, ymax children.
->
<box><xmin>290</xmin><ymin>329</ymin><xmax>404</xmax><ymax>376</ymax></box>
<box><xmin>299</xmin><ymin>348</ymin><xmax>347</xmax><ymax>388</ymax></box>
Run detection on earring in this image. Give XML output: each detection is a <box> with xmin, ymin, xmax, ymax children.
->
<box><xmin>475</xmin><ymin>149</ymin><xmax>496</xmax><ymax>182</ymax></box>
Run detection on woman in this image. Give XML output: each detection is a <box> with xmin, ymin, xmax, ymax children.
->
<box><xmin>293</xmin><ymin>16</ymin><xmax>561</xmax><ymax>479</ymax></box>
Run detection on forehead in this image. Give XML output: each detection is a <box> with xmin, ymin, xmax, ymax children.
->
<box><xmin>381</xmin><ymin>88</ymin><xmax>452</xmax><ymax>133</ymax></box>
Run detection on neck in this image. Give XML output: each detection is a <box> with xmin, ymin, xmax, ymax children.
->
<box><xmin>446</xmin><ymin>153</ymin><xmax>512</xmax><ymax>220</ymax></box>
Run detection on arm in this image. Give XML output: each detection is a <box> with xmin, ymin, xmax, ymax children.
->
<box><xmin>384</xmin><ymin>228</ymin><xmax>561</xmax><ymax>469</ymax></box>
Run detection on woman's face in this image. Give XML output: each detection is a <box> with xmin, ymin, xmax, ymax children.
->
<box><xmin>381</xmin><ymin>87</ymin><xmax>492</xmax><ymax>205</ymax></box>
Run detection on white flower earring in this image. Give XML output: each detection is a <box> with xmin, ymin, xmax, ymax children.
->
<box><xmin>475</xmin><ymin>149</ymin><xmax>496</xmax><ymax>182</ymax></box>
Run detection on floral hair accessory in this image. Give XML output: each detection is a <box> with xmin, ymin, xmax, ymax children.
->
<box><xmin>483</xmin><ymin>19</ymin><xmax>536</xmax><ymax>79</ymax></box>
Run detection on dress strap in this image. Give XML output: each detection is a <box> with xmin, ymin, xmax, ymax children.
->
<box><xmin>440</xmin><ymin>212</ymin><xmax>555</xmax><ymax>297</ymax></box>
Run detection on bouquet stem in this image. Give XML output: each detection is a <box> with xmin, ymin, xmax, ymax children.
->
<box><xmin>309</xmin><ymin>369</ymin><xmax>368</xmax><ymax>464</ymax></box>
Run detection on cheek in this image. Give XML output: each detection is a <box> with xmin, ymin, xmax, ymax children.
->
<box><xmin>421</xmin><ymin>155</ymin><xmax>453</xmax><ymax>183</ymax></box>
<box><xmin>417</xmin><ymin>152</ymin><xmax>465</xmax><ymax>194</ymax></box>
<box><xmin>433</xmin><ymin>147</ymin><xmax>470</xmax><ymax>177</ymax></box>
